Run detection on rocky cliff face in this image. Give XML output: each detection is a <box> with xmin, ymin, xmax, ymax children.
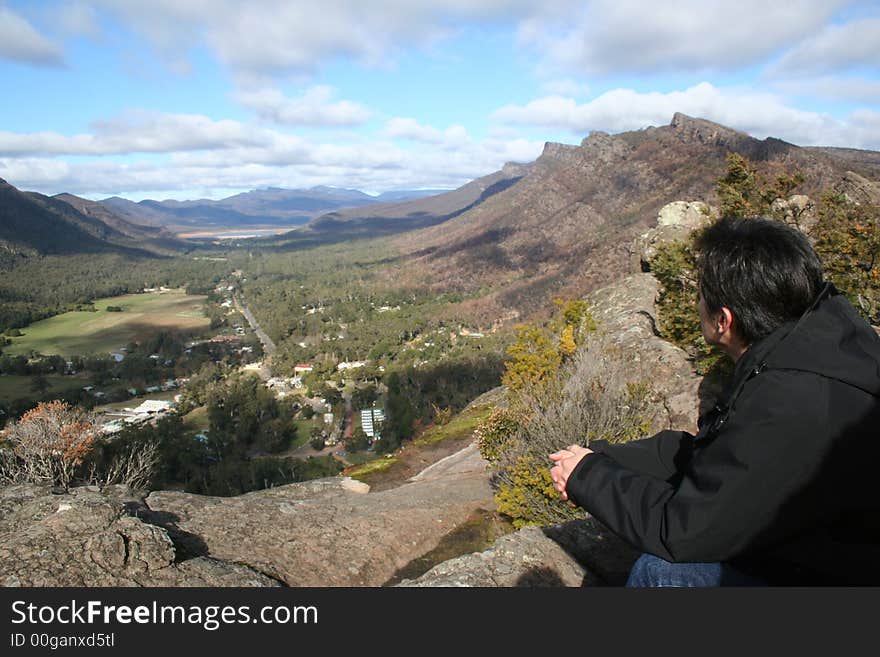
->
<box><xmin>393</xmin><ymin>114</ymin><xmax>880</xmax><ymax>323</ymax></box>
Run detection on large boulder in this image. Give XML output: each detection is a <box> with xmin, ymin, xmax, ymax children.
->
<box><xmin>771</xmin><ymin>195</ymin><xmax>817</xmax><ymax>232</ymax></box>
<box><xmin>585</xmin><ymin>272</ymin><xmax>703</xmax><ymax>433</ymax></box>
<box><xmin>631</xmin><ymin>200</ymin><xmax>715</xmax><ymax>271</ymax></box>
<box><xmin>0</xmin><ymin>484</ymin><xmax>276</xmax><ymax>587</ymax></box>
<box><xmin>397</xmin><ymin>518</ymin><xmax>639</xmax><ymax>587</ymax></box>
<box><xmin>143</xmin><ymin>447</ymin><xmax>494</xmax><ymax>587</ymax></box>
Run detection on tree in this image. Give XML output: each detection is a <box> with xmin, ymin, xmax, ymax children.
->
<box><xmin>309</xmin><ymin>427</ymin><xmax>326</xmax><ymax>451</ymax></box>
<box><xmin>812</xmin><ymin>193</ymin><xmax>880</xmax><ymax>324</ymax></box>
<box><xmin>717</xmin><ymin>153</ymin><xmax>804</xmax><ymax>221</ymax></box>
<box><xmin>345</xmin><ymin>427</ymin><xmax>370</xmax><ymax>453</ymax></box>
<box><xmin>30</xmin><ymin>373</ymin><xmax>50</xmax><ymax>395</ymax></box>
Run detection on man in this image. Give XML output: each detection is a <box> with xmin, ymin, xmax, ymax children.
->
<box><xmin>550</xmin><ymin>216</ymin><xmax>880</xmax><ymax>586</ymax></box>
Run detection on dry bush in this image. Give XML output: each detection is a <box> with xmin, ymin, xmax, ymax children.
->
<box><xmin>0</xmin><ymin>401</ymin><xmax>99</xmax><ymax>490</ymax></box>
<box><xmin>88</xmin><ymin>439</ymin><xmax>160</xmax><ymax>492</ymax></box>
<box><xmin>490</xmin><ymin>338</ymin><xmax>654</xmax><ymax>528</ymax></box>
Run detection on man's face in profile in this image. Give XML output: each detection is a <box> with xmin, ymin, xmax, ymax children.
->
<box><xmin>698</xmin><ymin>289</ymin><xmax>720</xmax><ymax>346</ymax></box>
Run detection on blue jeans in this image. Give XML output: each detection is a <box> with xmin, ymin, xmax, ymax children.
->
<box><xmin>625</xmin><ymin>553</ymin><xmax>767</xmax><ymax>587</ymax></box>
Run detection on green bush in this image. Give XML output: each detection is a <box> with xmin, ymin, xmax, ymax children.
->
<box><xmin>490</xmin><ymin>340</ymin><xmax>653</xmax><ymax>528</ymax></box>
<box><xmin>475</xmin><ymin>408</ymin><xmax>520</xmax><ymax>464</ymax></box>
<box><xmin>649</xmin><ymin>239</ymin><xmax>728</xmax><ymax>376</ymax></box>
<box><xmin>813</xmin><ymin>193</ymin><xmax>880</xmax><ymax>325</ymax></box>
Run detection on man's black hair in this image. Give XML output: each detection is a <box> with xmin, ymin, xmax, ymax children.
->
<box><xmin>695</xmin><ymin>216</ymin><xmax>824</xmax><ymax>345</ymax></box>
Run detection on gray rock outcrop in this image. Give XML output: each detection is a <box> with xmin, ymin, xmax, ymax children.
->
<box><xmin>142</xmin><ymin>448</ymin><xmax>494</xmax><ymax>587</ymax></box>
<box><xmin>586</xmin><ymin>272</ymin><xmax>703</xmax><ymax>432</ymax></box>
<box><xmin>397</xmin><ymin>518</ymin><xmax>639</xmax><ymax>587</ymax></box>
<box><xmin>631</xmin><ymin>200</ymin><xmax>715</xmax><ymax>271</ymax></box>
<box><xmin>1</xmin><ymin>441</ymin><xmax>495</xmax><ymax>587</ymax></box>
<box><xmin>0</xmin><ymin>484</ymin><xmax>277</xmax><ymax>586</ymax></box>
<box><xmin>771</xmin><ymin>195</ymin><xmax>817</xmax><ymax>232</ymax></box>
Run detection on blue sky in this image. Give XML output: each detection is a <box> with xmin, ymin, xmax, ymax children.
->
<box><xmin>0</xmin><ymin>0</ymin><xmax>878</xmax><ymax>200</ymax></box>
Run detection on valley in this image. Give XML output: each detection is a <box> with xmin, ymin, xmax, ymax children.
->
<box><xmin>2</xmin><ymin>113</ymin><xmax>879</xmax><ymax>509</ymax></box>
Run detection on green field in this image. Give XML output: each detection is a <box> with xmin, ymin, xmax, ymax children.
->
<box><xmin>5</xmin><ymin>290</ymin><xmax>210</xmax><ymax>357</ymax></box>
<box><xmin>0</xmin><ymin>374</ymin><xmax>88</xmax><ymax>403</ymax></box>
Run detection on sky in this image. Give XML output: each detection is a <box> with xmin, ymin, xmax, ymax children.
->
<box><xmin>0</xmin><ymin>0</ymin><xmax>878</xmax><ymax>201</ymax></box>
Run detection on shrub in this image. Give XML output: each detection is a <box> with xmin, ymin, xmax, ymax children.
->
<box><xmin>89</xmin><ymin>438</ymin><xmax>160</xmax><ymax>491</ymax></box>
<box><xmin>431</xmin><ymin>402</ymin><xmax>454</xmax><ymax>426</ymax></box>
<box><xmin>812</xmin><ymin>193</ymin><xmax>880</xmax><ymax>325</ymax></box>
<box><xmin>649</xmin><ymin>239</ymin><xmax>728</xmax><ymax>375</ymax></box>
<box><xmin>0</xmin><ymin>400</ymin><xmax>99</xmax><ymax>490</ymax></box>
<box><xmin>345</xmin><ymin>427</ymin><xmax>370</xmax><ymax>453</ymax></box>
<box><xmin>475</xmin><ymin>408</ymin><xmax>521</xmax><ymax>464</ymax></box>
<box><xmin>501</xmin><ymin>299</ymin><xmax>596</xmax><ymax>392</ymax></box>
<box><xmin>309</xmin><ymin>428</ymin><xmax>326</xmax><ymax>451</ymax></box>
<box><xmin>491</xmin><ymin>341</ymin><xmax>653</xmax><ymax>528</ymax></box>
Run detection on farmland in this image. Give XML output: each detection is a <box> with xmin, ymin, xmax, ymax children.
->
<box><xmin>4</xmin><ymin>290</ymin><xmax>210</xmax><ymax>357</ymax></box>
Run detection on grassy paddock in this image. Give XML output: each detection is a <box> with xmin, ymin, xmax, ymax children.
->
<box><xmin>0</xmin><ymin>373</ymin><xmax>88</xmax><ymax>403</ymax></box>
<box><xmin>5</xmin><ymin>290</ymin><xmax>209</xmax><ymax>357</ymax></box>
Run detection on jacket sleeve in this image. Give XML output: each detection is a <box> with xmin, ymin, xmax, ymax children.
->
<box><xmin>565</xmin><ymin>370</ymin><xmax>832</xmax><ymax>563</ymax></box>
<box><xmin>590</xmin><ymin>430</ymin><xmax>694</xmax><ymax>482</ymax></box>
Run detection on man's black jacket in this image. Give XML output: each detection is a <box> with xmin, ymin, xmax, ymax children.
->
<box><xmin>565</xmin><ymin>285</ymin><xmax>880</xmax><ymax>584</ymax></box>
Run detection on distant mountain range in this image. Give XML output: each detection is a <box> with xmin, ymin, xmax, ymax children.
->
<box><xmin>294</xmin><ymin>163</ymin><xmax>530</xmax><ymax>240</ymax></box>
<box><xmin>3</xmin><ymin>114</ymin><xmax>878</xmax><ymax>282</ymax></box>
<box><xmin>0</xmin><ymin>180</ymin><xmax>455</xmax><ymax>255</ymax></box>
<box><xmin>100</xmin><ymin>186</ymin><xmax>450</xmax><ymax>231</ymax></box>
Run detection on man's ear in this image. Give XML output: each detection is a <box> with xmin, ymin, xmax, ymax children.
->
<box><xmin>717</xmin><ymin>306</ymin><xmax>735</xmax><ymax>334</ymax></box>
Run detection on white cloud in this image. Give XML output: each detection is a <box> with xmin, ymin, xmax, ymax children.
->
<box><xmin>492</xmin><ymin>82</ymin><xmax>880</xmax><ymax>149</ymax></box>
<box><xmin>234</xmin><ymin>86</ymin><xmax>371</xmax><ymax>127</ymax></box>
<box><xmin>56</xmin><ymin>1</ymin><xmax>871</xmax><ymax>84</ymax></box>
<box><xmin>55</xmin><ymin>3</ymin><xmax>102</xmax><ymax>39</ymax></box>
<box><xmin>93</xmin><ymin>0</ymin><xmax>539</xmax><ymax>78</ymax></box>
<box><xmin>0</xmin><ymin>6</ymin><xmax>64</xmax><ymax>66</ymax></box>
<box><xmin>771</xmin><ymin>18</ymin><xmax>880</xmax><ymax>76</ymax></box>
<box><xmin>519</xmin><ymin>0</ymin><xmax>848</xmax><ymax>75</ymax></box>
<box><xmin>382</xmin><ymin>118</ymin><xmax>470</xmax><ymax>147</ymax></box>
<box><xmin>771</xmin><ymin>76</ymin><xmax>880</xmax><ymax>104</ymax></box>
<box><xmin>0</xmin><ymin>111</ymin><xmax>269</xmax><ymax>156</ymax></box>
<box><xmin>0</xmin><ymin>113</ymin><xmax>542</xmax><ymax>198</ymax></box>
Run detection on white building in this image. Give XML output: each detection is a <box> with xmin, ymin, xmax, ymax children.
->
<box><xmin>132</xmin><ymin>400</ymin><xmax>173</xmax><ymax>415</ymax></box>
<box><xmin>337</xmin><ymin>361</ymin><xmax>367</xmax><ymax>371</ymax></box>
<box><xmin>359</xmin><ymin>407</ymin><xmax>385</xmax><ymax>439</ymax></box>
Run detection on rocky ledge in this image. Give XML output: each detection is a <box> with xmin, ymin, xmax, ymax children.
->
<box><xmin>0</xmin><ymin>442</ymin><xmax>495</xmax><ymax>587</ymax></box>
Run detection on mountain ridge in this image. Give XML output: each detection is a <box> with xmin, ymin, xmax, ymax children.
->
<box><xmin>99</xmin><ymin>186</ymin><xmax>447</xmax><ymax>231</ymax></box>
<box><xmin>0</xmin><ymin>178</ymin><xmax>158</xmax><ymax>257</ymax></box>
<box><xmin>386</xmin><ymin>113</ymin><xmax>880</xmax><ymax>323</ymax></box>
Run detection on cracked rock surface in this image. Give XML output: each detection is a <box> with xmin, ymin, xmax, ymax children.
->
<box><xmin>0</xmin><ymin>484</ymin><xmax>276</xmax><ymax>586</ymax></box>
<box><xmin>396</xmin><ymin>518</ymin><xmax>640</xmax><ymax>587</ymax></box>
<box><xmin>144</xmin><ymin>447</ymin><xmax>494</xmax><ymax>587</ymax></box>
